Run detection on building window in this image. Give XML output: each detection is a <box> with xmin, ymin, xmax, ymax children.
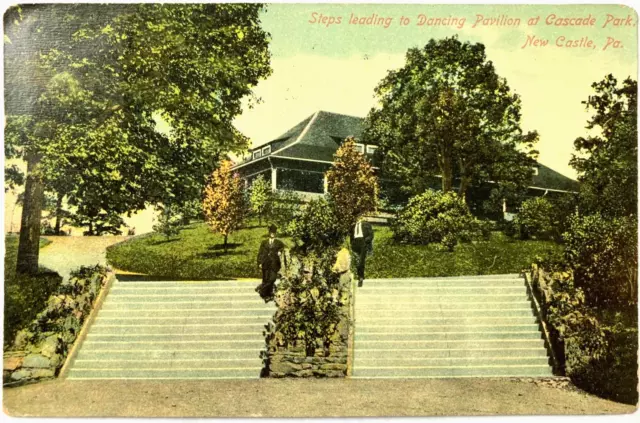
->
<box><xmin>354</xmin><ymin>143</ymin><xmax>365</xmax><ymax>153</ymax></box>
<box><xmin>262</xmin><ymin>145</ymin><xmax>271</xmax><ymax>156</ymax></box>
<box><xmin>277</xmin><ymin>169</ymin><xmax>324</xmax><ymax>193</ymax></box>
<box><xmin>366</xmin><ymin>145</ymin><xmax>378</xmax><ymax>155</ymax></box>
<box><xmin>253</xmin><ymin>150</ymin><xmax>262</xmax><ymax>160</ymax></box>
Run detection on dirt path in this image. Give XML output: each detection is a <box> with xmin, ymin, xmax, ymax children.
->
<box><xmin>39</xmin><ymin>236</ymin><xmax>130</xmax><ymax>280</ymax></box>
<box><xmin>3</xmin><ymin>378</ymin><xmax>635</xmax><ymax>417</ymax></box>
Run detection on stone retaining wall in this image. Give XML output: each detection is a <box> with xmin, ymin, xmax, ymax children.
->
<box><xmin>264</xmin><ymin>249</ymin><xmax>353</xmax><ymax>378</ymax></box>
<box><xmin>267</xmin><ymin>317</ymin><xmax>349</xmax><ymax>377</ymax></box>
<box><xmin>3</xmin><ymin>265</ymin><xmax>110</xmax><ymax>385</ymax></box>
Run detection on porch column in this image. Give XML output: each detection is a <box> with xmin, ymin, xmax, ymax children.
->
<box><xmin>323</xmin><ymin>175</ymin><xmax>328</xmax><ymax>194</ymax></box>
<box><xmin>271</xmin><ymin>167</ymin><xmax>277</xmax><ymax>192</ymax></box>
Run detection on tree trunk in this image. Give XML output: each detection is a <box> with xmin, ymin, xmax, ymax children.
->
<box><xmin>54</xmin><ymin>192</ymin><xmax>64</xmax><ymax>235</ymax></box>
<box><xmin>223</xmin><ymin>234</ymin><xmax>228</xmax><ymax>253</ymax></box>
<box><xmin>440</xmin><ymin>153</ymin><xmax>453</xmax><ymax>192</ymax></box>
<box><xmin>16</xmin><ymin>155</ymin><xmax>45</xmax><ymax>275</ymax></box>
<box><xmin>458</xmin><ymin>176</ymin><xmax>471</xmax><ymax>204</ymax></box>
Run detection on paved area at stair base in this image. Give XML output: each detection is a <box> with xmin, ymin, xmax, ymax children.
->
<box><xmin>3</xmin><ymin>378</ymin><xmax>635</xmax><ymax>417</ymax></box>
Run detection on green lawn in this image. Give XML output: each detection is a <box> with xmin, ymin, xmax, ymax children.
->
<box><xmin>106</xmin><ymin>223</ymin><xmax>293</xmax><ymax>280</ymax></box>
<box><xmin>4</xmin><ymin>236</ymin><xmax>62</xmax><ymax>346</ymax></box>
<box><xmin>367</xmin><ymin>226</ymin><xmax>562</xmax><ymax>278</ymax></box>
<box><xmin>106</xmin><ymin>222</ymin><xmax>562</xmax><ymax>280</ymax></box>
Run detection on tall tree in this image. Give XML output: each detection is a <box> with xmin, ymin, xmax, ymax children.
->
<box><xmin>203</xmin><ymin>160</ymin><xmax>246</xmax><ymax>252</ymax></box>
<box><xmin>570</xmin><ymin>74</ymin><xmax>637</xmax><ymax>218</ymax></box>
<box><xmin>4</xmin><ymin>4</ymin><xmax>272</xmax><ymax>273</ymax></box>
<box><xmin>325</xmin><ymin>137</ymin><xmax>379</xmax><ymax>234</ymax></box>
<box><xmin>364</xmin><ymin>36</ymin><xmax>538</xmax><ymax>202</ymax></box>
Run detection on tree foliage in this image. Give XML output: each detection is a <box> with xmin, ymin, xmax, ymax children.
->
<box><xmin>202</xmin><ymin>160</ymin><xmax>246</xmax><ymax>251</ymax></box>
<box><xmin>364</xmin><ymin>36</ymin><xmax>538</xmax><ymax>201</ymax></box>
<box><xmin>325</xmin><ymin>137</ymin><xmax>379</xmax><ymax>234</ymax></box>
<box><xmin>4</xmin><ymin>3</ymin><xmax>272</xmax><ymax>271</ymax></box>
<box><xmin>570</xmin><ymin>75</ymin><xmax>637</xmax><ymax>218</ymax></box>
<box><xmin>249</xmin><ymin>174</ymin><xmax>272</xmax><ymax>225</ymax></box>
<box><xmin>288</xmin><ymin>198</ymin><xmax>344</xmax><ymax>256</ymax></box>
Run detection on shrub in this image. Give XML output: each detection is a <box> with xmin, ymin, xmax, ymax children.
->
<box><xmin>288</xmin><ymin>198</ymin><xmax>344</xmax><ymax>255</ymax></box>
<box><xmin>265</xmin><ymin>189</ymin><xmax>301</xmax><ymax>236</ymax></box>
<box><xmin>515</xmin><ymin>197</ymin><xmax>555</xmax><ymax>240</ymax></box>
<box><xmin>533</xmin><ymin>259</ymin><xmax>638</xmax><ymax>405</ymax></box>
<box><xmin>391</xmin><ymin>190</ymin><xmax>484</xmax><ymax>251</ymax></box>
<box><xmin>563</xmin><ymin>213</ymin><xmax>637</xmax><ymax>308</ymax></box>
<box><xmin>269</xmin><ymin>251</ymin><xmax>348</xmax><ymax>356</ymax></box>
<box><xmin>153</xmin><ymin>204</ymin><xmax>182</xmax><ymax>238</ymax></box>
<box><xmin>248</xmin><ymin>174</ymin><xmax>272</xmax><ymax>225</ymax></box>
<box><xmin>514</xmin><ymin>195</ymin><xmax>577</xmax><ymax>241</ymax></box>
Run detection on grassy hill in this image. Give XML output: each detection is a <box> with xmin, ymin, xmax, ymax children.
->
<box><xmin>106</xmin><ymin>222</ymin><xmax>562</xmax><ymax>280</ymax></box>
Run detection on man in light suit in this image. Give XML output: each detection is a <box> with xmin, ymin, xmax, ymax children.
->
<box><xmin>349</xmin><ymin>218</ymin><xmax>374</xmax><ymax>287</ymax></box>
<box><xmin>255</xmin><ymin>224</ymin><xmax>285</xmax><ymax>301</ymax></box>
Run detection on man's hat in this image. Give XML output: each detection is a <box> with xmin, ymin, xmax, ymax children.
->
<box><xmin>268</xmin><ymin>224</ymin><xmax>277</xmax><ymax>233</ymax></box>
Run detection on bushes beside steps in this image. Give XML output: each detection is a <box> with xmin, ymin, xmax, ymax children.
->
<box><xmin>3</xmin><ymin>265</ymin><xmax>111</xmax><ymax>385</ymax></box>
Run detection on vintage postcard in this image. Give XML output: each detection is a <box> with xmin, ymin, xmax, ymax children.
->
<box><xmin>2</xmin><ymin>1</ymin><xmax>638</xmax><ymax>418</ymax></box>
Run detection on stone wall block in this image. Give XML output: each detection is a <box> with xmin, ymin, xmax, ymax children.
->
<box><xmin>22</xmin><ymin>354</ymin><xmax>51</xmax><ymax>369</ymax></box>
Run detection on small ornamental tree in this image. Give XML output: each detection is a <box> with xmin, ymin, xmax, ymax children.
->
<box><xmin>326</xmin><ymin>137</ymin><xmax>379</xmax><ymax>234</ymax></box>
<box><xmin>202</xmin><ymin>160</ymin><xmax>246</xmax><ymax>252</ymax></box>
<box><xmin>249</xmin><ymin>173</ymin><xmax>272</xmax><ymax>226</ymax></box>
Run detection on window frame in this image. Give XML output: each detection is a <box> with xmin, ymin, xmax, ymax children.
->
<box><xmin>262</xmin><ymin>145</ymin><xmax>271</xmax><ymax>156</ymax></box>
<box><xmin>253</xmin><ymin>150</ymin><xmax>262</xmax><ymax>160</ymax></box>
<box><xmin>366</xmin><ymin>145</ymin><xmax>378</xmax><ymax>155</ymax></box>
<box><xmin>354</xmin><ymin>143</ymin><xmax>365</xmax><ymax>154</ymax></box>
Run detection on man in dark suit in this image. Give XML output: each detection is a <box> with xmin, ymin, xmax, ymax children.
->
<box><xmin>350</xmin><ymin>218</ymin><xmax>374</xmax><ymax>287</ymax></box>
<box><xmin>256</xmin><ymin>224</ymin><xmax>285</xmax><ymax>301</ymax></box>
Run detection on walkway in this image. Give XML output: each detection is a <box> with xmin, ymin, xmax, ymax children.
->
<box><xmin>39</xmin><ymin>236</ymin><xmax>129</xmax><ymax>280</ymax></box>
<box><xmin>3</xmin><ymin>378</ymin><xmax>634</xmax><ymax>417</ymax></box>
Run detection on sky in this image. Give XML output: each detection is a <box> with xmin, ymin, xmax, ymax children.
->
<box><xmin>233</xmin><ymin>3</ymin><xmax>638</xmax><ymax>180</ymax></box>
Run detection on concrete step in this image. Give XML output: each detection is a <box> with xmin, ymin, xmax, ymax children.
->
<box><xmin>355</xmin><ymin>339</ymin><xmax>545</xmax><ymax>349</ymax></box>
<box><xmin>352</xmin><ymin>365</ymin><xmax>553</xmax><ymax>378</ymax></box>
<box><xmin>365</xmin><ymin>274</ymin><xmax>521</xmax><ymax>282</ymax></box>
<box><xmin>105</xmin><ymin>294</ymin><xmax>262</xmax><ymax>303</ymax></box>
<box><xmin>76</xmin><ymin>349</ymin><xmax>263</xmax><ymax>361</ymax></box>
<box><xmin>92</xmin><ymin>316</ymin><xmax>272</xmax><ymax>326</ymax></box>
<box><xmin>109</xmin><ymin>287</ymin><xmax>260</xmax><ymax>295</ymax></box>
<box><xmin>86</xmin><ymin>333</ymin><xmax>265</xmax><ymax>342</ymax></box>
<box><xmin>96</xmin><ymin>309</ymin><xmax>273</xmax><ymax>318</ymax></box>
<box><xmin>355</xmin><ymin>357</ymin><xmax>550</xmax><ymax>367</ymax></box>
<box><xmin>113</xmin><ymin>280</ymin><xmax>261</xmax><ymax>288</ymax></box>
<box><xmin>80</xmin><ymin>340</ymin><xmax>265</xmax><ymax>350</ymax></box>
<box><xmin>67</xmin><ymin>368</ymin><xmax>262</xmax><ymax>379</ymax></box>
<box><xmin>90</xmin><ymin>323</ymin><xmax>268</xmax><ymax>335</ymax></box>
<box><xmin>356</xmin><ymin>302</ymin><xmax>533</xmax><ymax>310</ymax></box>
<box><xmin>355</xmin><ymin>347</ymin><xmax>549</xmax><ymax>359</ymax></box>
<box><xmin>73</xmin><ymin>358</ymin><xmax>261</xmax><ymax>369</ymax></box>
<box><xmin>358</xmin><ymin>287</ymin><xmax>526</xmax><ymax>295</ymax></box>
<box><xmin>356</xmin><ymin>331</ymin><xmax>543</xmax><ymax>341</ymax></box>
<box><xmin>356</xmin><ymin>295</ymin><xmax>528</xmax><ymax>304</ymax></box>
<box><xmin>358</xmin><ymin>280</ymin><xmax>525</xmax><ymax>288</ymax></box>
<box><xmin>357</xmin><ymin>323</ymin><xmax>540</xmax><ymax>333</ymax></box>
<box><xmin>101</xmin><ymin>301</ymin><xmax>274</xmax><ymax>310</ymax></box>
<box><xmin>356</xmin><ymin>310</ymin><xmax>536</xmax><ymax>319</ymax></box>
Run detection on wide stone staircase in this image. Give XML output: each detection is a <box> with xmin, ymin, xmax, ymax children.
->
<box><xmin>67</xmin><ymin>278</ymin><xmax>273</xmax><ymax>380</ymax></box>
<box><xmin>352</xmin><ymin>274</ymin><xmax>553</xmax><ymax>378</ymax></box>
